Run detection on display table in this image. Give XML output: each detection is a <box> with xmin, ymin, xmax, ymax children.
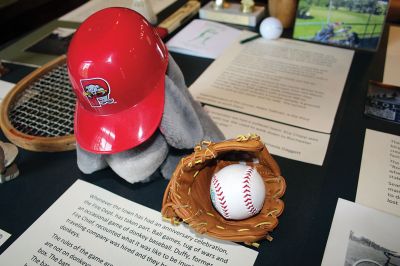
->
<box><xmin>0</xmin><ymin>9</ymin><xmax>398</xmax><ymax>265</ymax></box>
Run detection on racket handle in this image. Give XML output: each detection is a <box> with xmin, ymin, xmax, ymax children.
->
<box><xmin>157</xmin><ymin>1</ymin><xmax>200</xmax><ymax>35</ymax></box>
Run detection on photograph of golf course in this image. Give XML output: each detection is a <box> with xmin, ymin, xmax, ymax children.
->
<box><xmin>293</xmin><ymin>0</ymin><xmax>389</xmax><ymax>50</ymax></box>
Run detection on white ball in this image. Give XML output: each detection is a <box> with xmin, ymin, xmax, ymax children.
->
<box><xmin>210</xmin><ymin>164</ymin><xmax>266</xmax><ymax>220</ymax></box>
<box><xmin>259</xmin><ymin>17</ymin><xmax>283</xmax><ymax>40</ymax></box>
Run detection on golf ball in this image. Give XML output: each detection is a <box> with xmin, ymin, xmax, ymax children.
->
<box><xmin>259</xmin><ymin>17</ymin><xmax>283</xmax><ymax>40</ymax></box>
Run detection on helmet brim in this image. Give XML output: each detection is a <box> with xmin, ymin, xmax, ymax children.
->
<box><xmin>74</xmin><ymin>76</ymin><xmax>165</xmax><ymax>154</ymax></box>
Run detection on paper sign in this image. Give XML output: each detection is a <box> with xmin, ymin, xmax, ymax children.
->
<box><xmin>0</xmin><ymin>180</ymin><xmax>258</xmax><ymax>266</ymax></box>
<box><xmin>166</xmin><ymin>19</ymin><xmax>241</xmax><ymax>59</ymax></box>
<box><xmin>205</xmin><ymin>105</ymin><xmax>330</xmax><ymax>165</ymax></box>
<box><xmin>189</xmin><ymin>33</ymin><xmax>353</xmax><ymax>165</ymax></box>
<box><xmin>383</xmin><ymin>26</ymin><xmax>400</xmax><ymax>86</ymax></box>
<box><xmin>189</xmin><ymin>34</ymin><xmax>354</xmax><ymax>134</ymax></box>
<box><xmin>356</xmin><ymin>129</ymin><xmax>400</xmax><ymax>217</ymax></box>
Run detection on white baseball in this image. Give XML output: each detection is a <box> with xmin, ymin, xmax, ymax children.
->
<box><xmin>210</xmin><ymin>164</ymin><xmax>265</xmax><ymax>220</ymax></box>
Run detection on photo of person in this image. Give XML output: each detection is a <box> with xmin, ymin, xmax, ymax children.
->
<box><xmin>293</xmin><ymin>0</ymin><xmax>389</xmax><ymax>50</ymax></box>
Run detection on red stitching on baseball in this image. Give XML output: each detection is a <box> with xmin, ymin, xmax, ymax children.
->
<box><xmin>212</xmin><ymin>174</ymin><xmax>230</xmax><ymax>218</ymax></box>
<box><xmin>242</xmin><ymin>168</ymin><xmax>258</xmax><ymax>215</ymax></box>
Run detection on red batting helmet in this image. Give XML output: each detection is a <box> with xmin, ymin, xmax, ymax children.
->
<box><xmin>67</xmin><ymin>7</ymin><xmax>168</xmax><ymax>154</ymax></box>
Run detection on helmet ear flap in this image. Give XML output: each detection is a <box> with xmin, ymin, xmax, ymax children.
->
<box><xmin>160</xmin><ymin>75</ymin><xmax>204</xmax><ymax>149</ymax></box>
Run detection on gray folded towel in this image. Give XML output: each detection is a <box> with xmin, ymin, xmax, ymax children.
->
<box><xmin>76</xmin><ymin>54</ymin><xmax>225</xmax><ymax>183</ymax></box>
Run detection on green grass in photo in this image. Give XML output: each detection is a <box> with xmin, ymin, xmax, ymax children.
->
<box><xmin>293</xmin><ymin>5</ymin><xmax>386</xmax><ymax>40</ymax></box>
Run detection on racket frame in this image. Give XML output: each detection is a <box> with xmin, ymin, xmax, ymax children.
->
<box><xmin>0</xmin><ymin>55</ymin><xmax>76</xmax><ymax>152</ymax></box>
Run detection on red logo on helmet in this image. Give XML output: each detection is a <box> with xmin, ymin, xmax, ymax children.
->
<box><xmin>80</xmin><ymin>78</ymin><xmax>115</xmax><ymax>107</ymax></box>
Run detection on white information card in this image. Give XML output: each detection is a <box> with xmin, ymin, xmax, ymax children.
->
<box><xmin>190</xmin><ymin>34</ymin><xmax>354</xmax><ymax>134</ymax></box>
<box><xmin>383</xmin><ymin>26</ymin><xmax>400</xmax><ymax>86</ymax></box>
<box><xmin>166</xmin><ymin>19</ymin><xmax>241</xmax><ymax>59</ymax></box>
<box><xmin>205</xmin><ymin>106</ymin><xmax>330</xmax><ymax>165</ymax></box>
<box><xmin>356</xmin><ymin>129</ymin><xmax>400</xmax><ymax>217</ymax></box>
<box><xmin>192</xmin><ymin>34</ymin><xmax>354</xmax><ymax>165</ymax></box>
<box><xmin>0</xmin><ymin>180</ymin><xmax>257</xmax><ymax>266</ymax></box>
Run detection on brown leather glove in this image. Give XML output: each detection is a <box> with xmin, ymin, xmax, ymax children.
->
<box><xmin>162</xmin><ymin>134</ymin><xmax>286</xmax><ymax>245</ymax></box>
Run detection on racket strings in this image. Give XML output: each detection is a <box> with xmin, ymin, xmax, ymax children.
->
<box><xmin>9</xmin><ymin>64</ymin><xmax>75</xmax><ymax>137</ymax></box>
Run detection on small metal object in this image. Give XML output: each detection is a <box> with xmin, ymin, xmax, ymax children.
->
<box><xmin>0</xmin><ymin>163</ymin><xmax>19</xmax><ymax>183</ymax></box>
<box><xmin>213</xmin><ymin>0</ymin><xmax>229</xmax><ymax>10</ymax></box>
<box><xmin>0</xmin><ymin>141</ymin><xmax>19</xmax><ymax>183</ymax></box>
<box><xmin>240</xmin><ymin>0</ymin><xmax>254</xmax><ymax>13</ymax></box>
<box><xmin>0</xmin><ymin>141</ymin><xmax>19</xmax><ymax>184</ymax></box>
<box><xmin>0</xmin><ymin>142</ymin><xmax>18</xmax><ymax>168</ymax></box>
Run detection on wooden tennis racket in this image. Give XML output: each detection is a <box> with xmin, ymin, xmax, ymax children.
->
<box><xmin>0</xmin><ymin>55</ymin><xmax>76</xmax><ymax>152</ymax></box>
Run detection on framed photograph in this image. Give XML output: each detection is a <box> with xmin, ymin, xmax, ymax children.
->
<box><xmin>293</xmin><ymin>0</ymin><xmax>390</xmax><ymax>51</ymax></box>
<box><xmin>364</xmin><ymin>80</ymin><xmax>400</xmax><ymax>123</ymax></box>
<box><xmin>344</xmin><ymin>231</ymin><xmax>400</xmax><ymax>266</ymax></box>
<box><xmin>321</xmin><ymin>199</ymin><xmax>400</xmax><ymax>265</ymax></box>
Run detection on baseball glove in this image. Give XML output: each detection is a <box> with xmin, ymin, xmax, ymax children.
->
<box><xmin>161</xmin><ymin>134</ymin><xmax>286</xmax><ymax>245</ymax></box>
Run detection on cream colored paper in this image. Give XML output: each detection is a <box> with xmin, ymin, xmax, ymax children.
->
<box><xmin>0</xmin><ymin>80</ymin><xmax>14</xmax><ymax>103</ymax></box>
<box><xmin>0</xmin><ymin>180</ymin><xmax>258</xmax><ymax>266</ymax></box>
<box><xmin>166</xmin><ymin>19</ymin><xmax>241</xmax><ymax>59</ymax></box>
<box><xmin>205</xmin><ymin>106</ymin><xmax>330</xmax><ymax>165</ymax></box>
<box><xmin>356</xmin><ymin>129</ymin><xmax>400</xmax><ymax>217</ymax></box>
<box><xmin>383</xmin><ymin>26</ymin><xmax>400</xmax><ymax>86</ymax></box>
<box><xmin>322</xmin><ymin>198</ymin><xmax>400</xmax><ymax>266</ymax></box>
<box><xmin>190</xmin><ymin>32</ymin><xmax>354</xmax><ymax>134</ymax></box>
